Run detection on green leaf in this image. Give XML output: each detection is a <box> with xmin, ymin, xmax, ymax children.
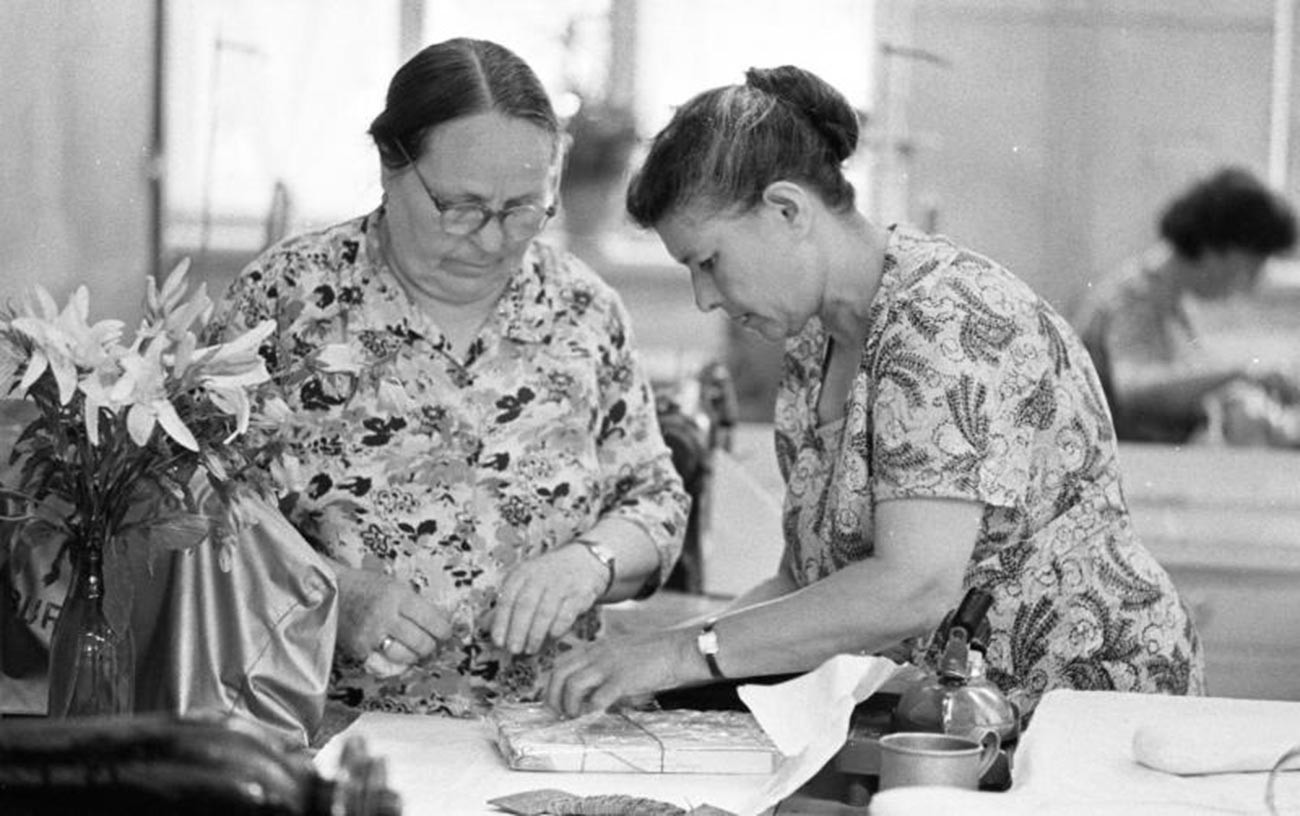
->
<box><xmin>121</xmin><ymin>511</ymin><xmax>211</xmax><ymax>552</ymax></box>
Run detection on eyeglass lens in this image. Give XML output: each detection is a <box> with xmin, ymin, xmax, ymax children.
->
<box><xmin>440</xmin><ymin>203</ymin><xmax>551</xmax><ymax>240</ymax></box>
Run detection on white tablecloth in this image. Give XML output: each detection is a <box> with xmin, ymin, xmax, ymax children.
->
<box><xmin>314</xmin><ymin>712</ymin><xmax>778</xmax><ymax>815</ymax></box>
<box><xmin>870</xmin><ymin>689</ymin><xmax>1300</xmax><ymax>815</ymax></box>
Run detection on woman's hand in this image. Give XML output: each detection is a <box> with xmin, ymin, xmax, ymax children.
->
<box><xmin>490</xmin><ymin>544</ymin><xmax>610</xmax><ymax>655</ymax></box>
<box><xmin>543</xmin><ymin>629</ymin><xmax>699</xmax><ymax>718</ymax></box>
<box><xmin>334</xmin><ymin>564</ymin><xmax>452</xmax><ymax>675</ymax></box>
<box><xmin>1245</xmin><ymin>359</ymin><xmax>1300</xmax><ymax>404</ymax></box>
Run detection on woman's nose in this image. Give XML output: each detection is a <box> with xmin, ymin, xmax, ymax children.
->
<box><xmin>692</xmin><ymin>274</ymin><xmax>722</xmax><ymax>313</ymax></box>
<box><xmin>471</xmin><ymin>218</ymin><xmax>507</xmax><ymax>252</ymax></box>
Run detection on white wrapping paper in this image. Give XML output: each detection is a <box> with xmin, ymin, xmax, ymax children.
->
<box><xmin>732</xmin><ymin>654</ymin><xmax>903</xmax><ymax>815</ymax></box>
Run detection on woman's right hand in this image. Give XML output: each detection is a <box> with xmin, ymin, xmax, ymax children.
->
<box><xmin>333</xmin><ymin>563</ymin><xmax>452</xmax><ymax>675</ymax></box>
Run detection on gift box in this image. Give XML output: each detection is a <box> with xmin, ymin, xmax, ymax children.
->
<box><xmin>488</xmin><ymin>703</ymin><xmax>781</xmax><ymax>774</ymax></box>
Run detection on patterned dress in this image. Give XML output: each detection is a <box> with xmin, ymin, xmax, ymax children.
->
<box><xmin>210</xmin><ymin>209</ymin><xmax>688</xmax><ymax>716</ymax></box>
<box><xmin>775</xmin><ymin>225</ymin><xmax>1204</xmax><ymax>712</ymax></box>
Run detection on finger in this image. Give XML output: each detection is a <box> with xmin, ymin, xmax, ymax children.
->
<box><xmin>379</xmin><ymin>634</ymin><xmax>420</xmax><ymax>665</ymax></box>
<box><xmin>389</xmin><ymin>617</ymin><xmax>439</xmax><ymax>660</ymax></box>
<box><xmin>546</xmin><ymin>594</ymin><xmax>588</xmax><ymax>642</ymax></box>
<box><xmin>363</xmin><ymin>652</ymin><xmax>408</xmax><ymax>678</ymax></box>
<box><xmin>563</xmin><ymin>666</ymin><xmax>603</xmax><ymax>719</ymax></box>
<box><xmin>522</xmin><ymin>591</ymin><xmax>564</xmax><ymax>655</ymax></box>
<box><xmin>398</xmin><ymin>594</ymin><xmax>453</xmax><ymax>641</ymax></box>
<box><xmin>504</xmin><ymin>584</ymin><xmax>545</xmax><ymax>654</ymax></box>
<box><xmin>490</xmin><ymin>576</ymin><xmax>523</xmax><ymax>648</ymax></box>
<box><xmin>544</xmin><ymin>648</ymin><xmax>584</xmax><ymax>714</ymax></box>
<box><xmin>585</xmin><ymin>682</ymin><xmax>625</xmax><ymax>717</ymax></box>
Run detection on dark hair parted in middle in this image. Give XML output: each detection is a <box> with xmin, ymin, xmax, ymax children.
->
<box><xmin>626</xmin><ymin>65</ymin><xmax>860</xmax><ymax>227</ymax></box>
<box><xmin>1158</xmin><ymin>166</ymin><xmax>1297</xmax><ymax>259</ymax></box>
<box><xmin>368</xmin><ymin>37</ymin><xmax>560</xmax><ymax>170</ymax></box>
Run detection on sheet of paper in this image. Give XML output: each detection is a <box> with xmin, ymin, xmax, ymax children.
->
<box><xmin>732</xmin><ymin>653</ymin><xmax>903</xmax><ymax>815</ymax></box>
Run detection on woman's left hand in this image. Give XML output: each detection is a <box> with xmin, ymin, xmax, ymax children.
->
<box><xmin>491</xmin><ymin>544</ymin><xmax>609</xmax><ymax>655</ymax></box>
<box><xmin>544</xmin><ymin>629</ymin><xmax>696</xmax><ymax>718</ymax></box>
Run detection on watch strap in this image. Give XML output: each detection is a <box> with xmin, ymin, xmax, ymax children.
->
<box><xmin>575</xmin><ymin>539</ymin><xmax>616</xmax><ymax>596</ymax></box>
<box><xmin>697</xmin><ymin>618</ymin><xmax>725</xmax><ymax>679</ymax></box>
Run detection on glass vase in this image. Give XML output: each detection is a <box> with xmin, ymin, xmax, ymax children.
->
<box><xmin>46</xmin><ymin>536</ymin><xmax>134</xmax><ymax>718</ymax></box>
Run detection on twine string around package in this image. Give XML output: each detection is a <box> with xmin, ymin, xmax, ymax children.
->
<box><xmin>578</xmin><ymin>710</ymin><xmax>667</xmax><ymax>773</ymax></box>
<box><xmin>1265</xmin><ymin>743</ymin><xmax>1300</xmax><ymax>815</ymax></box>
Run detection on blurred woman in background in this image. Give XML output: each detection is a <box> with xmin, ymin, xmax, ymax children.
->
<box><xmin>1076</xmin><ymin>166</ymin><xmax>1298</xmax><ymax>445</ymax></box>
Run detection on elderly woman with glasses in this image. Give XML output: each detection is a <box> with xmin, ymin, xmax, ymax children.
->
<box><xmin>208</xmin><ymin>38</ymin><xmax>688</xmax><ymax>717</ymax></box>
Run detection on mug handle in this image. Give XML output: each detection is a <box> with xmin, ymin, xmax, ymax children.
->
<box><xmin>972</xmin><ymin>728</ymin><xmax>1001</xmax><ymax>777</ymax></box>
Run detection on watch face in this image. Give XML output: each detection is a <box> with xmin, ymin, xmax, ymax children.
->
<box><xmin>578</xmin><ymin>540</ymin><xmax>615</xmax><ymax>595</ymax></box>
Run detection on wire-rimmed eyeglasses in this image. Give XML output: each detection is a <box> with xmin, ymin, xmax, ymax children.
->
<box><xmin>395</xmin><ymin>141</ymin><xmax>556</xmax><ymax>243</ymax></box>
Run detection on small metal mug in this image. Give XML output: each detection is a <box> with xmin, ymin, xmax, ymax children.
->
<box><xmin>878</xmin><ymin>730</ymin><xmax>1001</xmax><ymax>791</ymax></box>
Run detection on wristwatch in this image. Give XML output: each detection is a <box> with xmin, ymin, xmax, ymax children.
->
<box><xmin>575</xmin><ymin>539</ymin><xmax>616</xmax><ymax>596</ymax></box>
<box><xmin>697</xmin><ymin>618</ymin><xmax>725</xmax><ymax>679</ymax></box>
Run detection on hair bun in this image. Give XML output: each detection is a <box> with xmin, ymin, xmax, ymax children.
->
<box><xmin>744</xmin><ymin>66</ymin><xmax>859</xmax><ymax>162</ymax></box>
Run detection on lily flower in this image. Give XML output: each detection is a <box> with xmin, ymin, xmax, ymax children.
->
<box><xmin>11</xmin><ymin>286</ymin><xmax>124</xmax><ymax>405</ymax></box>
<box><xmin>1</xmin><ymin>255</ymin><xmax>286</xmax><ymax>572</ymax></box>
<box><xmin>78</xmin><ymin>362</ymin><xmax>128</xmax><ymax>446</ymax></box>
<box><xmin>189</xmin><ymin>319</ymin><xmax>275</xmax><ymax>380</ymax></box>
<box><xmin>113</xmin><ymin>334</ymin><xmax>198</xmax><ymax>451</ymax></box>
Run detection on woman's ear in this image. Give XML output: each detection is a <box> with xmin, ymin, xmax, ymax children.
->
<box><xmin>762</xmin><ymin>181</ymin><xmax>812</xmax><ymax>233</ymax></box>
<box><xmin>378</xmin><ymin>156</ymin><xmax>402</xmax><ymax>190</ymax></box>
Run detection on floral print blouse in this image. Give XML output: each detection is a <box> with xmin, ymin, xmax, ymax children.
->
<box><xmin>775</xmin><ymin>225</ymin><xmax>1204</xmax><ymax>712</ymax></box>
<box><xmin>210</xmin><ymin>210</ymin><xmax>687</xmax><ymax>716</ymax></box>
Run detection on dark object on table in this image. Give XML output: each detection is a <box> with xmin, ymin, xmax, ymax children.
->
<box><xmin>0</xmin><ymin>713</ymin><xmax>399</xmax><ymax>815</ymax></box>
<box><xmin>654</xmin><ymin>673</ymin><xmax>801</xmax><ymax>712</ymax></box>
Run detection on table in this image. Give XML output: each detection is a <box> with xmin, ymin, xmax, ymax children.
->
<box><xmin>314</xmin><ymin>712</ymin><xmax>782</xmax><ymax>815</ymax></box>
<box><xmin>317</xmin><ymin>690</ymin><xmax>1300</xmax><ymax>814</ymax></box>
<box><xmin>312</xmin><ymin>591</ymin><xmax>873</xmax><ymax>815</ymax></box>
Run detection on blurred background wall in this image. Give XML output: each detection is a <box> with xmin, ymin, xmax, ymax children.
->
<box><xmin>0</xmin><ymin>1</ymin><xmax>156</xmax><ymax>327</ymax></box>
<box><xmin>1</xmin><ymin>0</ymin><xmax>1296</xmax><ymax>417</ymax></box>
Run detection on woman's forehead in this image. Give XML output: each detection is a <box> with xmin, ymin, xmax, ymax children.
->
<box><xmin>422</xmin><ymin>112</ymin><xmax>556</xmax><ymax>177</ymax></box>
<box><xmin>657</xmin><ymin>207</ymin><xmax>741</xmax><ymax>261</ymax></box>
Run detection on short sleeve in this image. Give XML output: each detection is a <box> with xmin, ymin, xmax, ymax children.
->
<box><xmin>871</xmin><ymin>273</ymin><xmax>1051</xmax><ymax>511</ymax></box>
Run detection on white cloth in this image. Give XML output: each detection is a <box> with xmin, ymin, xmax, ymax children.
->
<box><xmin>1133</xmin><ymin>713</ymin><xmax>1300</xmax><ymax>776</ymax></box>
<box><xmin>871</xmin><ymin>690</ymin><xmax>1300</xmax><ymax>815</ymax></box>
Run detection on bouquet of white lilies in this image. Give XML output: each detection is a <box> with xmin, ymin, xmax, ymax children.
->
<box><xmin>0</xmin><ymin>260</ymin><xmax>277</xmax><ymax>562</ymax></box>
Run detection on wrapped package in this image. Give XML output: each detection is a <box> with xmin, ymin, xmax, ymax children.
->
<box><xmin>488</xmin><ymin>703</ymin><xmax>780</xmax><ymax>774</ymax></box>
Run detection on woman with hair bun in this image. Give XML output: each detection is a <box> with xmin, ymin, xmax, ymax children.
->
<box><xmin>545</xmin><ymin>65</ymin><xmax>1204</xmax><ymax>718</ymax></box>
